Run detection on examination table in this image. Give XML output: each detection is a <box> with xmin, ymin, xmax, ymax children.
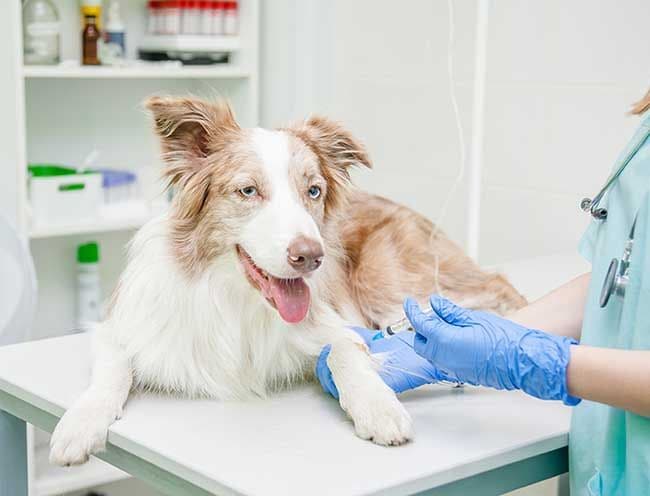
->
<box><xmin>0</xmin><ymin>253</ymin><xmax>588</xmax><ymax>496</ymax></box>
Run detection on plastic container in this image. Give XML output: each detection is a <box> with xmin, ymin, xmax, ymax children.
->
<box><xmin>211</xmin><ymin>1</ymin><xmax>224</xmax><ymax>35</ymax></box>
<box><xmin>160</xmin><ymin>0</ymin><xmax>180</xmax><ymax>35</ymax></box>
<box><xmin>200</xmin><ymin>1</ymin><xmax>212</xmax><ymax>35</ymax></box>
<box><xmin>28</xmin><ymin>164</ymin><xmax>103</xmax><ymax>227</ymax></box>
<box><xmin>22</xmin><ymin>0</ymin><xmax>61</xmax><ymax>65</ymax></box>
<box><xmin>223</xmin><ymin>1</ymin><xmax>238</xmax><ymax>35</ymax></box>
<box><xmin>77</xmin><ymin>242</ymin><xmax>101</xmax><ymax>329</ymax></box>
<box><xmin>103</xmin><ymin>0</ymin><xmax>126</xmax><ymax>63</ymax></box>
<box><xmin>181</xmin><ymin>0</ymin><xmax>201</xmax><ymax>35</ymax></box>
<box><xmin>147</xmin><ymin>0</ymin><xmax>160</xmax><ymax>34</ymax></box>
<box><xmin>99</xmin><ymin>169</ymin><xmax>138</xmax><ymax>203</ymax></box>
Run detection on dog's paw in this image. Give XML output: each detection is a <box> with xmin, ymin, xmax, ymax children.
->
<box><xmin>342</xmin><ymin>384</ymin><xmax>413</xmax><ymax>447</ymax></box>
<box><xmin>49</xmin><ymin>405</ymin><xmax>112</xmax><ymax>466</ymax></box>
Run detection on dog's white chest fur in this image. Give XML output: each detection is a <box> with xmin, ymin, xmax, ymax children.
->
<box><xmin>104</xmin><ymin>216</ymin><xmax>328</xmax><ymax>400</ymax></box>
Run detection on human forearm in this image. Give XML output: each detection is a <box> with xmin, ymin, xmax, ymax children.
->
<box><xmin>567</xmin><ymin>346</ymin><xmax>650</xmax><ymax>417</ymax></box>
<box><xmin>508</xmin><ymin>273</ymin><xmax>591</xmax><ymax>340</ymax></box>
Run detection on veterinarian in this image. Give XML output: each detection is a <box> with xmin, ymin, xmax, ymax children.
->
<box><xmin>317</xmin><ymin>91</ymin><xmax>650</xmax><ymax>494</ymax></box>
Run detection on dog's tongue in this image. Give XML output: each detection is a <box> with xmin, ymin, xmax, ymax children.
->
<box><xmin>267</xmin><ymin>276</ymin><xmax>310</xmax><ymax>324</ymax></box>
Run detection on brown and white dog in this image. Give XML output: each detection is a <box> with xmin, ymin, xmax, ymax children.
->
<box><xmin>49</xmin><ymin>96</ymin><xmax>525</xmax><ymax>465</ymax></box>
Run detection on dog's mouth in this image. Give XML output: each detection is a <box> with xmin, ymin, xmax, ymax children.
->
<box><xmin>236</xmin><ymin>246</ymin><xmax>311</xmax><ymax>324</ymax></box>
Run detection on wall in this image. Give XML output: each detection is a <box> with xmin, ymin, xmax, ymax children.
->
<box><xmin>262</xmin><ymin>0</ymin><xmax>650</xmax><ymax>265</ymax></box>
<box><xmin>261</xmin><ymin>0</ymin><xmax>477</xmax><ymax>247</ymax></box>
<box><xmin>478</xmin><ymin>0</ymin><xmax>650</xmax><ymax>264</ymax></box>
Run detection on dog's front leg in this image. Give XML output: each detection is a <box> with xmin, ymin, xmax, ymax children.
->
<box><xmin>50</xmin><ymin>332</ymin><xmax>132</xmax><ymax>466</ymax></box>
<box><xmin>327</xmin><ymin>335</ymin><xmax>412</xmax><ymax>446</ymax></box>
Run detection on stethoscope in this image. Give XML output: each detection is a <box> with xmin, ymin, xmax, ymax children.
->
<box><xmin>581</xmin><ymin>151</ymin><xmax>639</xmax><ymax>308</ymax></box>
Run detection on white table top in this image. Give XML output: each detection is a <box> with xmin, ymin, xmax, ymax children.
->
<box><xmin>0</xmin><ymin>253</ymin><xmax>587</xmax><ymax>496</ymax></box>
<box><xmin>0</xmin><ymin>333</ymin><xmax>571</xmax><ymax>496</ymax></box>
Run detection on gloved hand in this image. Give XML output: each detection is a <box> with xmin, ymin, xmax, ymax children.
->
<box><xmin>316</xmin><ymin>327</ymin><xmax>450</xmax><ymax>399</ymax></box>
<box><xmin>404</xmin><ymin>296</ymin><xmax>581</xmax><ymax>406</ymax></box>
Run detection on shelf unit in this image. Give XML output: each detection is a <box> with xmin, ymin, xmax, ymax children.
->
<box><xmin>2</xmin><ymin>1</ymin><xmax>260</xmax><ymax>495</ymax></box>
<box><xmin>23</xmin><ymin>64</ymin><xmax>250</xmax><ymax>79</ymax></box>
<box><xmin>29</xmin><ymin>212</ymin><xmax>153</xmax><ymax>239</ymax></box>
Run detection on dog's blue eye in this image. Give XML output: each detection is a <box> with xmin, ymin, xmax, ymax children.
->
<box><xmin>239</xmin><ymin>186</ymin><xmax>258</xmax><ymax>198</ymax></box>
<box><xmin>308</xmin><ymin>185</ymin><xmax>321</xmax><ymax>199</ymax></box>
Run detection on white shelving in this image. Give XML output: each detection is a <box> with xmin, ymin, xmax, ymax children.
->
<box><xmin>3</xmin><ymin>0</ymin><xmax>260</xmax><ymax>494</ymax></box>
<box><xmin>23</xmin><ymin>64</ymin><xmax>250</xmax><ymax>80</ymax></box>
<box><xmin>34</xmin><ymin>445</ymin><xmax>129</xmax><ymax>496</ymax></box>
<box><xmin>29</xmin><ymin>213</ymin><xmax>153</xmax><ymax>239</ymax></box>
<box><xmin>139</xmin><ymin>34</ymin><xmax>241</xmax><ymax>52</ymax></box>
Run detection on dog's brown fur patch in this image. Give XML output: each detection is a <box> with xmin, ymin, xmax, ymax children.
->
<box><xmin>146</xmin><ymin>95</ymin><xmax>526</xmax><ymax>323</ymax></box>
<box><xmin>339</xmin><ymin>193</ymin><xmax>527</xmax><ymax>328</ymax></box>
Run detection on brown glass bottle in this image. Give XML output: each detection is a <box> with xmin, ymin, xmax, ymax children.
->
<box><xmin>82</xmin><ymin>15</ymin><xmax>100</xmax><ymax>65</ymax></box>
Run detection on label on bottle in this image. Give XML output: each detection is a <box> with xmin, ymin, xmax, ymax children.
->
<box><xmin>26</xmin><ymin>21</ymin><xmax>60</xmax><ymax>37</ymax></box>
<box><xmin>77</xmin><ymin>270</ymin><xmax>101</xmax><ymax>328</ymax></box>
<box><xmin>105</xmin><ymin>31</ymin><xmax>126</xmax><ymax>59</ymax></box>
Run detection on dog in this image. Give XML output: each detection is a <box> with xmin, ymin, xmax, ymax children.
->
<box><xmin>49</xmin><ymin>96</ymin><xmax>526</xmax><ymax>465</ymax></box>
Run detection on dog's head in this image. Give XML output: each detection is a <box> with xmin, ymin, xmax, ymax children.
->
<box><xmin>146</xmin><ymin>96</ymin><xmax>371</xmax><ymax>324</ymax></box>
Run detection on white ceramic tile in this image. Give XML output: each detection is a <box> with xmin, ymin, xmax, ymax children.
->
<box><xmin>327</xmin><ymin>78</ymin><xmax>473</xmax><ymax>182</ymax></box>
<box><xmin>482</xmin><ymin>83</ymin><xmax>644</xmax><ymax>195</ymax></box>
<box><xmin>328</xmin><ymin>76</ymin><xmax>473</xmax><ymax>249</ymax></box>
<box><xmin>478</xmin><ymin>185</ymin><xmax>591</xmax><ymax>265</ymax></box>
<box><xmin>333</xmin><ymin>0</ymin><xmax>477</xmax><ymax>85</ymax></box>
<box><xmin>487</xmin><ymin>0</ymin><xmax>650</xmax><ymax>86</ymax></box>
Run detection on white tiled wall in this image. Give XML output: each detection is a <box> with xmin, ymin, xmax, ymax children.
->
<box><xmin>262</xmin><ymin>0</ymin><xmax>650</xmax><ymax>265</ymax></box>
<box><xmin>479</xmin><ymin>0</ymin><xmax>650</xmax><ymax>264</ymax></box>
<box><xmin>261</xmin><ymin>0</ymin><xmax>478</xmax><ymax>247</ymax></box>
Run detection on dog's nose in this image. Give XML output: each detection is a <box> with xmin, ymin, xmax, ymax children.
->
<box><xmin>287</xmin><ymin>236</ymin><xmax>324</xmax><ymax>273</ymax></box>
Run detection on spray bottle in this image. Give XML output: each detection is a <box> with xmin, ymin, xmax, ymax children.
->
<box><xmin>77</xmin><ymin>242</ymin><xmax>101</xmax><ymax>329</ymax></box>
<box><xmin>104</xmin><ymin>0</ymin><xmax>126</xmax><ymax>64</ymax></box>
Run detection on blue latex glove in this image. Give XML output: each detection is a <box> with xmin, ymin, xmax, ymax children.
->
<box><xmin>316</xmin><ymin>327</ymin><xmax>450</xmax><ymax>399</ymax></box>
<box><xmin>404</xmin><ymin>295</ymin><xmax>581</xmax><ymax>406</ymax></box>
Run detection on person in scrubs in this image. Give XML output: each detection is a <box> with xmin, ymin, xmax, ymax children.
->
<box><xmin>317</xmin><ymin>91</ymin><xmax>650</xmax><ymax>494</ymax></box>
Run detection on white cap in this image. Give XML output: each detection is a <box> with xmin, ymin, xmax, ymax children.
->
<box><xmin>106</xmin><ymin>0</ymin><xmax>125</xmax><ymax>32</ymax></box>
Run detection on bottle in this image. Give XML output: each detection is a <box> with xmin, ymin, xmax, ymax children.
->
<box><xmin>200</xmin><ymin>1</ymin><xmax>212</xmax><ymax>35</ymax></box>
<box><xmin>211</xmin><ymin>1</ymin><xmax>224</xmax><ymax>35</ymax></box>
<box><xmin>22</xmin><ymin>0</ymin><xmax>61</xmax><ymax>65</ymax></box>
<box><xmin>77</xmin><ymin>242</ymin><xmax>102</xmax><ymax>329</ymax></box>
<box><xmin>103</xmin><ymin>0</ymin><xmax>126</xmax><ymax>64</ymax></box>
<box><xmin>82</xmin><ymin>14</ymin><xmax>101</xmax><ymax>65</ymax></box>
<box><xmin>164</xmin><ymin>1</ymin><xmax>182</xmax><ymax>35</ymax></box>
<box><xmin>223</xmin><ymin>1</ymin><xmax>238</xmax><ymax>35</ymax></box>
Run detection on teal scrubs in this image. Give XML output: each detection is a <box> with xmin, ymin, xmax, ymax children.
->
<box><xmin>571</xmin><ymin>111</ymin><xmax>650</xmax><ymax>495</ymax></box>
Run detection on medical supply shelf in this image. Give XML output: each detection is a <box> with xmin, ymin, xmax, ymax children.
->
<box><xmin>29</xmin><ymin>212</ymin><xmax>153</xmax><ymax>239</ymax></box>
<box><xmin>2</xmin><ymin>0</ymin><xmax>259</xmax><ymax>494</ymax></box>
<box><xmin>23</xmin><ymin>64</ymin><xmax>250</xmax><ymax>80</ymax></box>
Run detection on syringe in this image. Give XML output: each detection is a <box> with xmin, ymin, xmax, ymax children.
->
<box><xmin>381</xmin><ymin>310</ymin><xmax>465</xmax><ymax>388</ymax></box>
<box><xmin>383</xmin><ymin>310</ymin><xmax>433</xmax><ymax>337</ymax></box>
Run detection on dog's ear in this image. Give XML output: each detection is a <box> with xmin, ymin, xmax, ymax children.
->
<box><xmin>291</xmin><ymin>116</ymin><xmax>372</xmax><ymax>174</ymax></box>
<box><xmin>145</xmin><ymin>96</ymin><xmax>239</xmax><ymax>220</ymax></box>
<box><xmin>288</xmin><ymin>116</ymin><xmax>371</xmax><ymax>214</ymax></box>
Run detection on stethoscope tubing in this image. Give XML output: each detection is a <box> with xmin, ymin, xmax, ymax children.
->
<box><xmin>584</xmin><ymin>131</ymin><xmax>649</xmax><ymax>220</ymax></box>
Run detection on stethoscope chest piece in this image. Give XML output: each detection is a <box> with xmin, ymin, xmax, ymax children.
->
<box><xmin>600</xmin><ymin>258</ymin><xmax>623</xmax><ymax>307</ymax></box>
<box><xmin>600</xmin><ymin>221</ymin><xmax>635</xmax><ymax>308</ymax></box>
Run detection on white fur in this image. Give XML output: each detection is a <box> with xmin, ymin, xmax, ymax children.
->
<box><xmin>240</xmin><ymin>129</ymin><xmax>323</xmax><ymax>279</ymax></box>
<box><xmin>50</xmin><ymin>131</ymin><xmax>411</xmax><ymax>466</ymax></box>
